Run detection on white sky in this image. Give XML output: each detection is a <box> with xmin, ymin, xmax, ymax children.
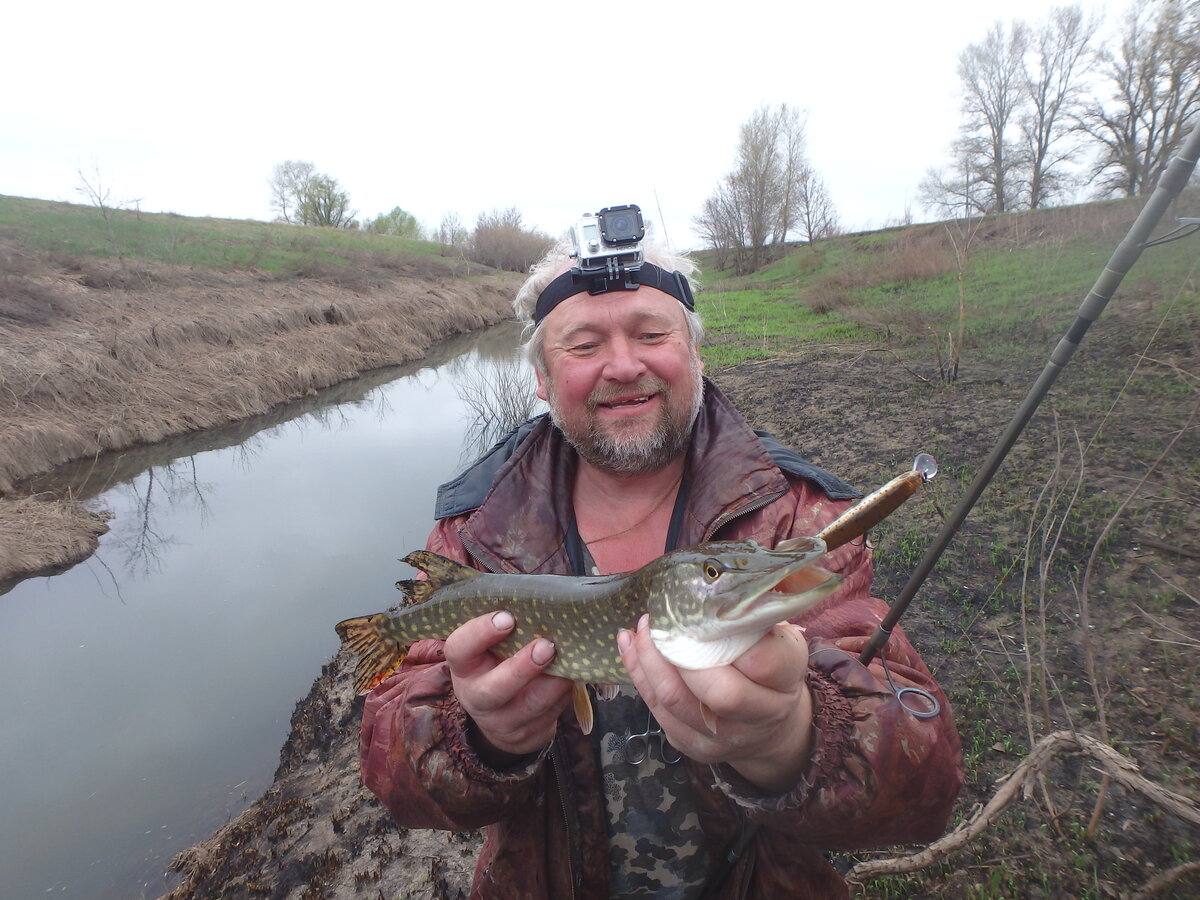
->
<box><xmin>2</xmin><ymin>0</ymin><xmax>1115</xmax><ymax>250</ymax></box>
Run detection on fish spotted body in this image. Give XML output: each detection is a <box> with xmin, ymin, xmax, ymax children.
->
<box><xmin>335</xmin><ymin>538</ymin><xmax>840</xmax><ymax>695</ymax></box>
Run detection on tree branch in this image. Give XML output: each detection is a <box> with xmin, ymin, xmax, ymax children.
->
<box><xmin>846</xmin><ymin>730</ymin><xmax>1200</xmax><ymax>888</ymax></box>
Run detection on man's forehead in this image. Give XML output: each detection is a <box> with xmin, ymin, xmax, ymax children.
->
<box><xmin>545</xmin><ymin>288</ymin><xmax>685</xmax><ymax>334</ymax></box>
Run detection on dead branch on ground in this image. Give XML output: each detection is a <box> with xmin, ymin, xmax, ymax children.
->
<box><xmin>846</xmin><ymin>729</ymin><xmax>1200</xmax><ymax>891</ymax></box>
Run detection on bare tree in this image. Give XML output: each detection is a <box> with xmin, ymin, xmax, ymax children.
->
<box><xmin>696</xmin><ymin>103</ymin><xmax>836</xmax><ymax>274</ymax></box>
<box><xmin>923</xmin><ymin>6</ymin><xmax>1098</xmax><ymax>217</ymax></box>
<box><xmin>693</xmin><ymin>186</ymin><xmax>744</xmax><ymax>272</ymax></box>
<box><xmin>1021</xmin><ymin>4</ymin><xmax>1098</xmax><ymax>208</ymax></box>
<box><xmin>731</xmin><ymin>105</ymin><xmax>785</xmax><ymax>266</ymax></box>
<box><xmin>794</xmin><ymin>164</ymin><xmax>840</xmax><ymax>242</ymax></box>
<box><xmin>919</xmin><ymin>140</ymin><xmax>994</xmax><ymax>219</ymax></box>
<box><xmin>268</xmin><ymin>160</ymin><xmax>315</xmax><ymax>224</ymax></box>
<box><xmin>1079</xmin><ymin>0</ymin><xmax>1200</xmax><ymax>198</ymax></box>
<box><xmin>435</xmin><ymin>212</ymin><xmax>469</xmax><ymax>257</ymax></box>
<box><xmin>957</xmin><ymin>20</ymin><xmax>1030</xmax><ymax>214</ymax></box>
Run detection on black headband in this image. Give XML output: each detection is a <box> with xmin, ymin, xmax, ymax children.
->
<box><xmin>533</xmin><ymin>261</ymin><xmax>696</xmax><ymax>324</ymax></box>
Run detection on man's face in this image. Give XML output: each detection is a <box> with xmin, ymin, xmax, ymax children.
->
<box><xmin>535</xmin><ymin>284</ymin><xmax>704</xmax><ymax>476</ymax></box>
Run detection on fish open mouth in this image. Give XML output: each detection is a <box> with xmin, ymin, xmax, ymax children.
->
<box><xmin>714</xmin><ymin>564</ymin><xmax>841</xmax><ymax>622</ymax></box>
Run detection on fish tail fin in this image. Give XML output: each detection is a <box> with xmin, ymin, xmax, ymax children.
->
<box><xmin>335</xmin><ymin>614</ymin><xmax>410</xmax><ymax>694</ymax></box>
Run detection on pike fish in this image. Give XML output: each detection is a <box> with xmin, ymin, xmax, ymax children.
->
<box><xmin>336</xmin><ymin>537</ymin><xmax>838</xmax><ymax>692</ymax></box>
<box><xmin>335</xmin><ymin>453</ymin><xmax>937</xmax><ymax>732</ymax></box>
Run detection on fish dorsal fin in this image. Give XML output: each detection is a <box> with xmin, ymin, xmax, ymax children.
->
<box><xmin>395</xmin><ymin>550</ymin><xmax>480</xmax><ymax>603</ymax></box>
<box><xmin>403</xmin><ymin>550</ymin><xmax>481</xmax><ymax>584</ymax></box>
<box><xmin>572</xmin><ymin>683</ymin><xmax>595</xmax><ymax>735</ymax></box>
<box><xmin>394</xmin><ymin>578</ymin><xmax>436</xmax><ymax>605</ymax></box>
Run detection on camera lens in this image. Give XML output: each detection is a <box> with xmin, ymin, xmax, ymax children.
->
<box><xmin>598</xmin><ymin>205</ymin><xmax>644</xmax><ymax>244</ymax></box>
<box><xmin>611</xmin><ymin>215</ymin><xmax>633</xmax><ymax>236</ymax></box>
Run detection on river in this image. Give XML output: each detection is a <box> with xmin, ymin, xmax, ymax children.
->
<box><xmin>0</xmin><ymin>321</ymin><xmax>542</xmax><ymax>899</ymax></box>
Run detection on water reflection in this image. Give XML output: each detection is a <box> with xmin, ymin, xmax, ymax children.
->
<box><xmin>455</xmin><ymin>351</ymin><xmax>543</xmax><ymax>467</ymax></box>
<box><xmin>0</xmin><ymin>320</ymin><xmax>544</xmax><ymax>899</ymax></box>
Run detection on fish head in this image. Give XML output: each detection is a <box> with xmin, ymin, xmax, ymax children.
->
<box><xmin>645</xmin><ymin>538</ymin><xmax>842</xmax><ymax>670</ymax></box>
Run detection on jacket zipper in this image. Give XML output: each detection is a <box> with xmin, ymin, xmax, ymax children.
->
<box><xmin>704</xmin><ymin>490</ymin><xmax>786</xmax><ymax>541</ymax></box>
<box><xmin>461</xmin><ymin>534</ymin><xmax>505</xmax><ymax>574</ymax></box>
<box><xmin>550</xmin><ymin>738</ymin><xmax>581</xmax><ymax>900</ymax></box>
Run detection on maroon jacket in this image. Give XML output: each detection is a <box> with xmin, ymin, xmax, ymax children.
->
<box><xmin>360</xmin><ymin>382</ymin><xmax>962</xmax><ymax>899</ymax></box>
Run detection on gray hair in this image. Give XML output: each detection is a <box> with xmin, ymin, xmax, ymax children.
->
<box><xmin>515</xmin><ymin>234</ymin><xmax>704</xmax><ymax>373</ymax></box>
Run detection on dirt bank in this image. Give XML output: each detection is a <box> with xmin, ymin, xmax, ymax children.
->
<box><xmin>0</xmin><ymin>240</ymin><xmax>520</xmax><ymax>590</ymax></box>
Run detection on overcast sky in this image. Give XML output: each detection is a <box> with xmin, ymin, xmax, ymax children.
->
<box><xmin>3</xmin><ymin>0</ymin><xmax>1116</xmax><ymax>250</ymax></box>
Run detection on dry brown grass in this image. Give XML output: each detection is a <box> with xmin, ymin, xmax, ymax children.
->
<box><xmin>801</xmin><ymin>227</ymin><xmax>956</xmax><ymax>339</ymax></box>
<box><xmin>0</xmin><ymin>495</ymin><xmax>111</xmax><ymax>590</ymax></box>
<box><xmin>0</xmin><ymin>249</ymin><xmax>518</xmax><ymax>495</ymax></box>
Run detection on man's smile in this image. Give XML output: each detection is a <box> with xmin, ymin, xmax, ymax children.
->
<box><xmin>596</xmin><ymin>394</ymin><xmax>655</xmax><ymax>410</ymax></box>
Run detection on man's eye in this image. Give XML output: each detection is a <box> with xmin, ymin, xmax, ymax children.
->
<box><xmin>640</xmin><ymin>332</ymin><xmax>667</xmax><ymax>342</ymax></box>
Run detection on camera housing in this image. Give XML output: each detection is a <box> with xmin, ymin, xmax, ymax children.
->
<box><xmin>570</xmin><ymin>204</ymin><xmax>645</xmax><ymax>288</ymax></box>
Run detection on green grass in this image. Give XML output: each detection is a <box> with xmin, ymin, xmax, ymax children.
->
<box><xmin>0</xmin><ymin>195</ymin><xmax>453</xmax><ymax>277</ymax></box>
<box><xmin>690</xmin><ymin>192</ymin><xmax>1199</xmax><ymax>373</ymax></box>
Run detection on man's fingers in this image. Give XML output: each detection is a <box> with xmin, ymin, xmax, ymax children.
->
<box><xmin>729</xmin><ymin>624</ymin><xmax>809</xmax><ymax>692</ymax></box>
<box><xmin>443</xmin><ymin>611</ymin><xmax>516</xmax><ymax>678</ymax></box>
<box><xmin>444</xmin><ymin>612</ymin><xmax>569</xmax><ymax>722</ymax></box>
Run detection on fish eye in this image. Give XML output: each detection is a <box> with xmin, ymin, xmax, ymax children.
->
<box><xmin>702</xmin><ymin>559</ymin><xmax>724</xmax><ymax>581</ymax></box>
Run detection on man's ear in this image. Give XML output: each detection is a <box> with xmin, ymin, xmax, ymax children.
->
<box><xmin>535</xmin><ymin>367</ymin><xmax>548</xmax><ymax>402</ymax></box>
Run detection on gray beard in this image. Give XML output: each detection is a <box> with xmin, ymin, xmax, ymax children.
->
<box><xmin>548</xmin><ymin>369</ymin><xmax>704</xmax><ymax>477</ymax></box>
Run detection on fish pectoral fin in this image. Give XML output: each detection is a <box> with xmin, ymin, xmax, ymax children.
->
<box><xmin>571</xmin><ymin>683</ymin><xmax>595</xmax><ymax>735</ymax></box>
<box><xmin>335</xmin><ymin>614</ymin><xmax>410</xmax><ymax>694</ymax></box>
<box><xmin>401</xmin><ymin>550</ymin><xmax>481</xmax><ymax>588</ymax></box>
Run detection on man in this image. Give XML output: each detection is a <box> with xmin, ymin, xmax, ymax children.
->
<box><xmin>359</xmin><ymin>223</ymin><xmax>962</xmax><ymax>899</ymax></box>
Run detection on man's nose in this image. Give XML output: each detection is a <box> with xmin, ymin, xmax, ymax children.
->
<box><xmin>602</xmin><ymin>335</ymin><xmax>647</xmax><ymax>381</ymax></box>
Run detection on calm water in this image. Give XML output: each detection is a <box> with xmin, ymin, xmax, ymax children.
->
<box><xmin>0</xmin><ymin>322</ymin><xmax>542</xmax><ymax>899</ymax></box>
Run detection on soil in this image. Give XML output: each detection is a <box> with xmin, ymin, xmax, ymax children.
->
<box><xmin>4</xmin><ymin>247</ymin><xmax>1198</xmax><ymax>898</ymax></box>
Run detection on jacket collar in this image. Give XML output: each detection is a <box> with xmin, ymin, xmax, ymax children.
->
<box><xmin>456</xmin><ymin>379</ymin><xmax>789</xmax><ymax>575</ymax></box>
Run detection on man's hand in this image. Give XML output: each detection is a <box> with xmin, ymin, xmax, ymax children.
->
<box><xmin>618</xmin><ymin>615</ymin><xmax>813</xmax><ymax>793</ymax></box>
<box><xmin>444</xmin><ymin>611</ymin><xmax>573</xmax><ymax>765</ymax></box>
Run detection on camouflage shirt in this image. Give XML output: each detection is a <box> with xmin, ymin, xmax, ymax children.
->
<box><xmin>594</xmin><ymin>686</ymin><xmax>711</xmax><ymax>898</ymax></box>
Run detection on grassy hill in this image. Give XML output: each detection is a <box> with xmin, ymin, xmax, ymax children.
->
<box><xmin>689</xmin><ymin>194</ymin><xmax>1197</xmax><ymax>371</ymax></box>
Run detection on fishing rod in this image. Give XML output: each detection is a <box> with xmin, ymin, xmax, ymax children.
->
<box><xmin>859</xmin><ymin>117</ymin><xmax>1200</xmax><ymax>667</ymax></box>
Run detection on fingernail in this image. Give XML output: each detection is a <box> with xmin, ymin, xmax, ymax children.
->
<box><xmin>492</xmin><ymin>611</ymin><xmax>515</xmax><ymax>631</ymax></box>
<box><xmin>637</xmin><ymin>614</ymin><xmax>649</xmax><ymax>633</ymax></box>
<box><xmin>617</xmin><ymin>629</ymin><xmax>631</xmax><ymax>654</ymax></box>
<box><xmin>531</xmin><ymin>639</ymin><xmax>555</xmax><ymax>666</ymax></box>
